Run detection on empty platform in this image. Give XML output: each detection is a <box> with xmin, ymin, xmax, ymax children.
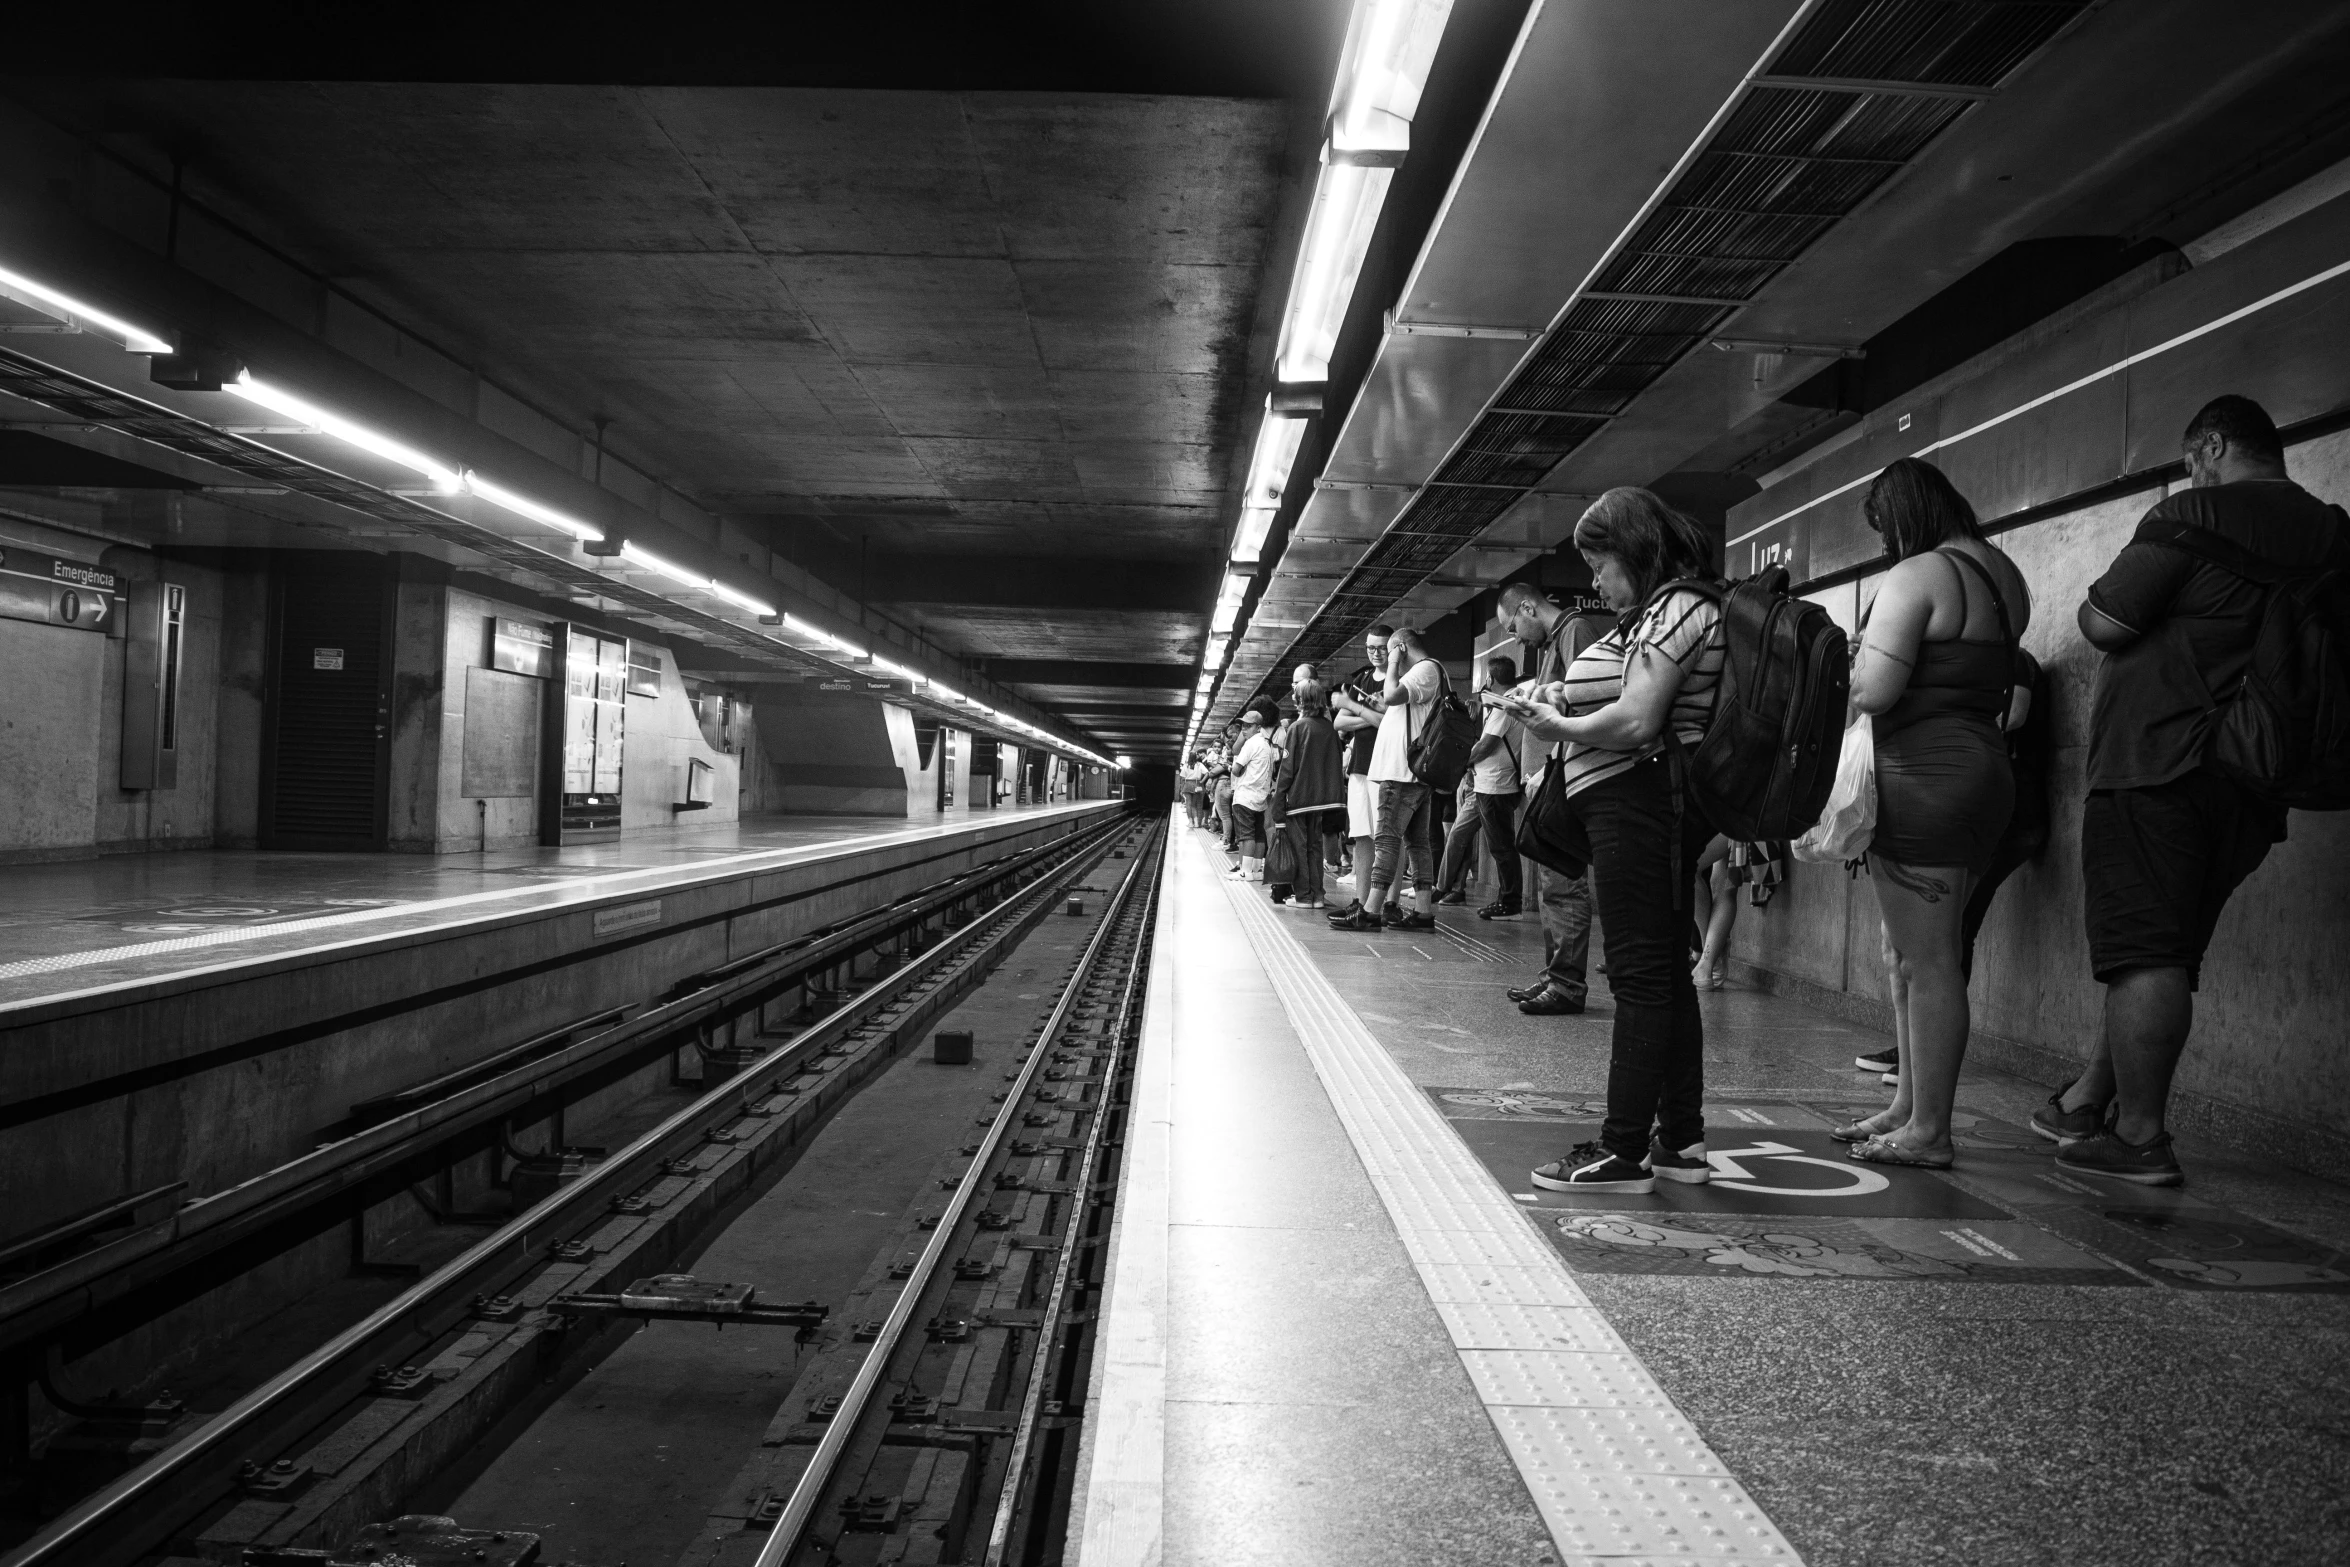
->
<box><xmin>1075</xmin><ymin>824</ymin><xmax>2350</xmax><ymax>1567</ymax></box>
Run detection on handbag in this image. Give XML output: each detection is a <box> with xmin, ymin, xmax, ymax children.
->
<box><xmin>1264</xmin><ymin>823</ymin><xmax>1299</xmax><ymax>885</ymax></box>
<box><xmin>1513</xmin><ymin>754</ymin><xmax>1590</xmax><ymax>877</ymax></box>
<box><xmin>1790</xmin><ymin>712</ymin><xmax>1876</xmax><ymax>862</ymax></box>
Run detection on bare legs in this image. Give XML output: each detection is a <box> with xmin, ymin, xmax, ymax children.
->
<box><xmin>1870</xmin><ymin>857</ymin><xmax>1974</xmax><ymax>1156</ymax></box>
<box><xmin>1691</xmin><ymin>836</ymin><xmax>1735</xmax><ymax>988</ymax></box>
<box><xmin>1850</xmin><ymin>922</ymin><xmax>1913</xmax><ymax>1139</ymax></box>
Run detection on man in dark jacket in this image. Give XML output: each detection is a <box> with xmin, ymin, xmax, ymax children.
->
<box><xmin>2051</xmin><ymin>395</ymin><xmax>2343</xmax><ymax>1187</ymax></box>
<box><xmin>1276</xmin><ymin>678</ymin><xmax>1349</xmax><ymax>910</ymax></box>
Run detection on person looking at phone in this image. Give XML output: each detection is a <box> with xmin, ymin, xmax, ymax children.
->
<box><xmin>1514</xmin><ymin>488</ymin><xmax>1727</xmax><ymax>1193</ymax></box>
<box><xmin>1328</xmin><ymin>625</ymin><xmax>1393</xmax><ymax>920</ymax></box>
<box><xmin>1494</xmin><ymin>583</ymin><xmax>1611</xmax><ymax>1015</ymax></box>
<box><xmin>1331</xmin><ymin>626</ymin><xmax>1444</xmax><ymax>932</ymax></box>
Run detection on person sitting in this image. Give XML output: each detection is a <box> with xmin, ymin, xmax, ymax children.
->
<box><xmin>1835</xmin><ymin>458</ymin><xmax>2032</xmax><ymax>1169</ymax></box>
<box><xmin>1512</xmin><ymin>488</ymin><xmax>1727</xmax><ymax>1192</ymax></box>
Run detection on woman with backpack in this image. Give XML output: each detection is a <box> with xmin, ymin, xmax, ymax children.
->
<box><xmin>1502</xmin><ymin>487</ymin><xmax>1727</xmax><ymax>1193</ymax></box>
<box><xmin>1837</xmin><ymin>458</ymin><xmax>2034</xmax><ymax>1168</ymax></box>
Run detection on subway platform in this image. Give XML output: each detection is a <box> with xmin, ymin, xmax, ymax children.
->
<box><xmin>1075</xmin><ymin>824</ymin><xmax>2350</xmax><ymax>1567</ymax></box>
<box><xmin>0</xmin><ymin>800</ymin><xmax>1119</xmax><ymax>1248</ymax></box>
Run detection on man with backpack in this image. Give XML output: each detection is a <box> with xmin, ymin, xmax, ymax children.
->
<box><xmin>1330</xmin><ymin>626</ymin><xmax>1446</xmax><ymax>932</ymax></box>
<box><xmin>2050</xmin><ymin>395</ymin><xmax>2346</xmax><ymax>1186</ymax></box>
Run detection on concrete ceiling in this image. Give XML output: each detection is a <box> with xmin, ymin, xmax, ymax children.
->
<box><xmin>10</xmin><ymin>79</ymin><xmax>1297</xmax><ymax>757</ymax></box>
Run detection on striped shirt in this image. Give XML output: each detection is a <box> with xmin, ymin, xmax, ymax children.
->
<box><xmin>1555</xmin><ymin>588</ymin><xmax>1726</xmax><ymax>798</ymax></box>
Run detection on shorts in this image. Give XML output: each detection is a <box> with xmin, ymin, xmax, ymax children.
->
<box><xmin>1347</xmin><ymin>773</ymin><xmax>1377</xmax><ymax>840</ymax></box>
<box><xmin>2081</xmin><ymin>769</ymin><xmax>2284</xmax><ymax>988</ymax></box>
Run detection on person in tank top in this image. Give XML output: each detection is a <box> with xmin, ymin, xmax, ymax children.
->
<box><xmin>1840</xmin><ymin>458</ymin><xmax>2033</xmax><ymax>1169</ymax></box>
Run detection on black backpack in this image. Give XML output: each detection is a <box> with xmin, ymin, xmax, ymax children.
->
<box><xmin>2144</xmin><ymin>516</ymin><xmax>2350</xmax><ymax>810</ymax></box>
<box><xmin>1650</xmin><ymin>569</ymin><xmax>1851</xmax><ymax>841</ymax></box>
<box><xmin>1405</xmin><ymin>660</ymin><xmax>1480</xmax><ymax>795</ymax></box>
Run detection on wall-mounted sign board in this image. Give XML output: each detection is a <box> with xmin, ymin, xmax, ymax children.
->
<box><xmin>490</xmin><ymin>616</ymin><xmax>554</xmax><ymax>678</ymax></box>
<box><xmin>0</xmin><ymin>546</ymin><xmax>119</xmax><ymax>633</ymax></box>
<box><xmin>626</xmin><ymin>640</ymin><xmax>662</xmax><ymax>698</ymax></box>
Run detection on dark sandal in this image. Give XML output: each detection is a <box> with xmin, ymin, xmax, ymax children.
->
<box><xmin>1848</xmin><ymin>1135</ymin><xmax>1953</xmax><ymax>1169</ymax></box>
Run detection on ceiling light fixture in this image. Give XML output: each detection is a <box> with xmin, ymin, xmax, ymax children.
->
<box><xmin>461</xmin><ymin>472</ymin><xmax>604</xmax><ymax>542</ymax></box>
<box><xmin>0</xmin><ymin>263</ymin><xmax>175</xmax><ymax>354</ymax></box>
<box><xmin>230</xmin><ymin>373</ymin><xmax>461</xmax><ymax>490</ymax></box>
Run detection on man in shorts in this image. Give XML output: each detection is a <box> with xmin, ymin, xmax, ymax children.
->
<box><xmin>2052</xmin><ymin>394</ymin><xmax>2344</xmax><ymax>1185</ymax></box>
<box><xmin>1328</xmin><ymin>624</ymin><xmax>1391</xmax><ymax>920</ymax></box>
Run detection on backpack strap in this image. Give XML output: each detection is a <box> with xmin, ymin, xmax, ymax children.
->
<box><xmin>2136</xmin><ymin>520</ymin><xmax>2296</xmax><ymax>585</ymax></box>
<box><xmin>1940</xmin><ymin>547</ymin><xmax>2017</xmax><ymax>652</ymax></box>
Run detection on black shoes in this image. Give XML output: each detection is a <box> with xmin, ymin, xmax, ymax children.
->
<box><xmin>1326</xmin><ymin>907</ymin><xmax>1383</xmax><ymax>932</ymax></box>
<box><xmin>1855</xmin><ymin>1046</ymin><xmax>1896</xmax><ymax>1072</ymax></box>
<box><xmin>1518</xmin><ymin>986</ymin><xmax>1585</xmax><ymax>1016</ymax></box>
<box><xmin>1383</xmin><ymin>906</ymin><xmax>1436</xmax><ymax>931</ymax></box>
<box><xmin>1647</xmin><ymin>1138</ymin><xmax>1711</xmax><ymax>1184</ymax></box>
<box><xmin>1505</xmin><ymin>978</ymin><xmax>1547</xmax><ymax>1003</ymax></box>
<box><xmin>1477</xmin><ymin>901</ymin><xmax>1524</xmax><ymax>920</ymax></box>
<box><xmin>1532</xmin><ymin>1140</ymin><xmax>1654</xmax><ymax>1194</ymax></box>
<box><xmin>2056</xmin><ymin>1127</ymin><xmax>2184</xmax><ymax>1186</ymax></box>
<box><xmin>1436</xmin><ymin>889</ymin><xmax>1469</xmax><ymax>906</ymax></box>
<box><xmin>2030</xmin><ymin>1084</ymin><xmax>2107</xmax><ymax>1143</ymax></box>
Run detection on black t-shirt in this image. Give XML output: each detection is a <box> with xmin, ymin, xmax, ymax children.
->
<box><xmin>1338</xmin><ymin>662</ymin><xmax>1380</xmax><ymax>775</ymax></box>
<box><xmin>2086</xmin><ymin>480</ymin><xmax>2345</xmax><ymax>790</ymax></box>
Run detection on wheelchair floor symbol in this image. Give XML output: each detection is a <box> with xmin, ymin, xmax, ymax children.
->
<box><xmin>1705</xmin><ymin>1141</ymin><xmax>1890</xmax><ymax>1197</ymax></box>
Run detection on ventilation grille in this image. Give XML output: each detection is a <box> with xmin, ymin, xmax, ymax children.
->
<box><xmin>1239</xmin><ymin>0</ymin><xmax>2087</xmax><ymax>705</ymax></box>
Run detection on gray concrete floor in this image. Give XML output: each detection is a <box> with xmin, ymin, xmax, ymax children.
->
<box><xmin>1258</xmin><ymin>830</ymin><xmax>2350</xmax><ymax>1567</ymax></box>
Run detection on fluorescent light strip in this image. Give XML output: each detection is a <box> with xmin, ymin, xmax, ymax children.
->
<box><xmin>230</xmin><ymin>374</ymin><xmax>462</xmax><ymax>490</ymax></box>
<box><xmin>462</xmin><ymin>472</ymin><xmax>604</xmax><ymax>541</ymax></box>
<box><xmin>0</xmin><ymin>264</ymin><xmax>175</xmax><ymax>354</ymax></box>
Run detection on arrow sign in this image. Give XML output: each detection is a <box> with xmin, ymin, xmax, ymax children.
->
<box><xmin>1705</xmin><ymin>1141</ymin><xmax>1892</xmax><ymax>1197</ymax></box>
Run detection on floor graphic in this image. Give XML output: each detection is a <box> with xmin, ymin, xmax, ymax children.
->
<box><xmin>1427</xmin><ymin>1090</ymin><xmax>2350</xmax><ymax>1291</ymax></box>
<box><xmin>79</xmin><ymin>896</ymin><xmax>409</xmax><ymax>933</ymax></box>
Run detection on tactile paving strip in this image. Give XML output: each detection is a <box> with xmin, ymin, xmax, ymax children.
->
<box><xmin>1212</xmin><ymin>841</ymin><xmax>1804</xmax><ymax>1564</ymax></box>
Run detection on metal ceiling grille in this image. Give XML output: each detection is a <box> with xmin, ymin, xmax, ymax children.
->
<box><xmin>1229</xmin><ymin>0</ymin><xmax>2088</xmax><ymax>713</ymax></box>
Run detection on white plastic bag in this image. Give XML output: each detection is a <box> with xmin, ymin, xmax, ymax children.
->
<box><xmin>1790</xmin><ymin>713</ymin><xmax>1876</xmax><ymax>862</ymax></box>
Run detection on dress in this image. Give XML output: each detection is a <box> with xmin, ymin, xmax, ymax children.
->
<box><xmin>1870</xmin><ymin>550</ymin><xmax>2015</xmax><ymax>873</ymax></box>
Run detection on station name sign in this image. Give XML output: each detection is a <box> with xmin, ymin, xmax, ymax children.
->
<box><xmin>0</xmin><ymin>546</ymin><xmax>121</xmax><ymax>633</ymax></box>
<box><xmin>489</xmin><ymin>616</ymin><xmax>554</xmax><ymax>678</ymax></box>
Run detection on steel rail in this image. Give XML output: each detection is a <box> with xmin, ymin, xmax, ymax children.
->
<box><xmin>0</xmin><ymin>816</ymin><xmax>1124</xmax><ymax>1362</ymax></box>
<box><xmin>3</xmin><ymin>814</ymin><xmax>1137</xmax><ymax>1567</ymax></box>
<box><xmin>980</xmin><ymin>839</ymin><xmax>1160</xmax><ymax>1566</ymax></box>
<box><xmin>752</xmin><ymin>821</ymin><xmax>1165</xmax><ymax>1567</ymax></box>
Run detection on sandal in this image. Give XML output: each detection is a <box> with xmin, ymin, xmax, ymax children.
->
<box><xmin>1847</xmin><ymin>1135</ymin><xmax>1953</xmax><ymax>1169</ymax></box>
<box><xmin>1830</xmin><ymin>1115</ymin><xmax>1902</xmax><ymax>1144</ymax></box>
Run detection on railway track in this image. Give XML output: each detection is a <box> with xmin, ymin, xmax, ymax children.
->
<box><xmin>3</xmin><ymin>812</ymin><xmax>1162</xmax><ymax>1567</ymax></box>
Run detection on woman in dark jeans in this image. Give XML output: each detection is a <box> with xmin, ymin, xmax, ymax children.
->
<box><xmin>1505</xmin><ymin>487</ymin><xmax>1726</xmax><ymax>1193</ymax></box>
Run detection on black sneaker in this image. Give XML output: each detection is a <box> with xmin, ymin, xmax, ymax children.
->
<box><xmin>1327</xmin><ymin>907</ymin><xmax>1384</xmax><ymax>933</ymax></box>
<box><xmin>1855</xmin><ymin>1046</ymin><xmax>1896</xmax><ymax>1072</ymax></box>
<box><xmin>1477</xmin><ymin>901</ymin><xmax>1524</xmax><ymax>921</ymax></box>
<box><xmin>1324</xmin><ymin>900</ymin><xmax>1364</xmax><ymax>925</ymax></box>
<box><xmin>2030</xmin><ymin>1085</ymin><xmax>2107</xmax><ymax>1143</ymax></box>
<box><xmin>1383</xmin><ymin>906</ymin><xmax>1435</xmax><ymax>931</ymax></box>
<box><xmin>1437</xmin><ymin>889</ymin><xmax>1469</xmax><ymax>906</ymax></box>
<box><xmin>2056</xmin><ymin>1128</ymin><xmax>2184</xmax><ymax>1186</ymax></box>
<box><xmin>1532</xmin><ymin>1140</ymin><xmax>1654</xmax><ymax>1194</ymax></box>
<box><xmin>1506</xmin><ymin>978</ymin><xmax>1548</xmax><ymax>1002</ymax></box>
<box><xmin>1518</xmin><ymin>986</ymin><xmax>1585</xmax><ymax>1016</ymax></box>
<box><xmin>1648</xmin><ymin>1138</ymin><xmax>1711</xmax><ymax>1184</ymax></box>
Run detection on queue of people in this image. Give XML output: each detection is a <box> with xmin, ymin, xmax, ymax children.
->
<box><xmin>1182</xmin><ymin>392</ymin><xmax>2329</xmax><ymax>1193</ymax></box>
